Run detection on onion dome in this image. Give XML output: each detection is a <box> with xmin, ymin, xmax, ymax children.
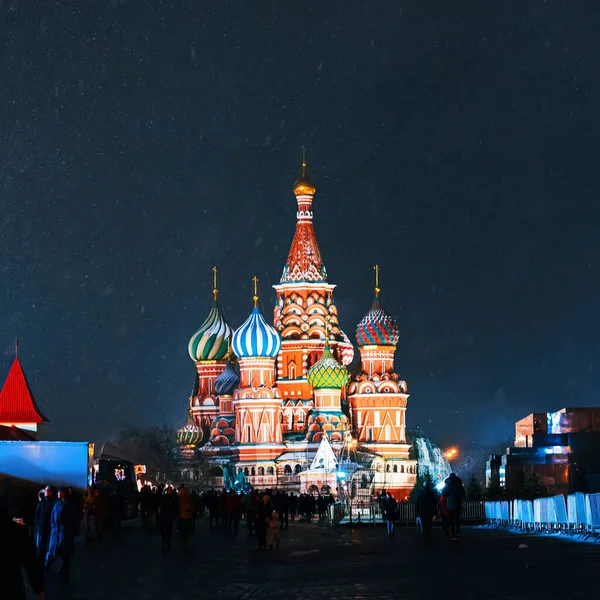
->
<box><xmin>232</xmin><ymin>307</ymin><xmax>281</xmax><ymax>358</ymax></box>
<box><xmin>293</xmin><ymin>150</ymin><xmax>316</xmax><ymax>196</ymax></box>
<box><xmin>188</xmin><ymin>299</ymin><xmax>232</xmax><ymax>361</ymax></box>
<box><xmin>356</xmin><ymin>293</ymin><xmax>400</xmax><ymax>347</ymax></box>
<box><xmin>338</xmin><ymin>330</ymin><xmax>355</xmax><ymax>366</ymax></box>
<box><xmin>356</xmin><ymin>266</ymin><xmax>400</xmax><ymax>347</ymax></box>
<box><xmin>232</xmin><ymin>277</ymin><xmax>282</xmax><ymax>359</ymax></box>
<box><xmin>188</xmin><ymin>267</ymin><xmax>233</xmax><ymax>361</ymax></box>
<box><xmin>214</xmin><ymin>359</ymin><xmax>239</xmax><ymax>396</ymax></box>
<box><xmin>177</xmin><ymin>412</ymin><xmax>203</xmax><ymax>446</ymax></box>
<box><xmin>308</xmin><ymin>344</ymin><xmax>349</xmax><ymax>390</ymax></box>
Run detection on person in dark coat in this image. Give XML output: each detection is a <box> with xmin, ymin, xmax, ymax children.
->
<box><xmin>46</xmin><ymin>487</ymin><xmax>76</xmax><ymax>579</ymax></box>
<box><xmin>443</xmin><ymin>472</ymin><xmax>466</xmax><ymax>540</ymax></box>
<box><xmin>34</xmin><ymin>486</ymin><xmax>55</xmax><ymax>565</ymax></box>
<box><xmin>383</xmin><ymin>492</ymin><xmax>397</xmax><ymax>539</ymax></box>
<box><xmin>157</xmin><ymin>487</ymin><xmax>178</xmax><ymax>550</ymax></box>
<box><xmin>0</xmin><ymin>497</ymin><xmax>45</xmax><ymax>600</ymax></box>
<box><xmin>255</xmin><ymin>495</ymin><xmax>271</xmax><ymax>551</ymax></box>
<box><xmin>416</xmin><ymin>482</ymin><xmax>438</xmax><ymax>542</ymax></box>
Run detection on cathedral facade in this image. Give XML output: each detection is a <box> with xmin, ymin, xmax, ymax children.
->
<box><xmin>178</xmin><ymin>159</ymin><xmax>417</xmax><ymax>499</ymax></box>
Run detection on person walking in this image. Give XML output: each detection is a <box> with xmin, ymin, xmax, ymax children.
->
<box><xmin>46</xmin><ymin>488</ymin><xmax>76</xmax><ymax>580</ymax></box>
<box><xmin>157</xmin><ymin>487</ymin><xmax>178</xmax><ymax>550</ymax></box>
<box><xmin>267</xmin><ymin>509</ymin><xmax>281</xmax><ymax>551</ymax></box>
<box><xmin>383</xmin><ymin>492</ymin><xmax>397</xmax><ymax>539</ymax></box>
<box><xmin>0</xmin><ymin>497</ymin><xmax>45</xmax><ymax>600</ymax></box>
<box><xmin>255</xmin><ymin>495</ymin><xmax>271</xmax><ymax>551</ymax></box>
<box><xmin>178</xmin><ymin>485</ymin><xmax>194</xmax><ymax>552</ymax></box>
<box><xmin>82</xmin><ymin>486</ymin><xmax>96</xmax><ymax>543</ymax></box>
<box><xmin>444</xmin><ymin>472</ymin><xmax>466</xmax><ymax>540</ymax></box>
<box><xmin>438</xmin><ymin>493</ymin><xmax>450</xmax><ymax>537</ymax></box>
<box><xmin>416</xmin><ymin>481</ymin><xmax>438</xmax><ymax>543</ymax></box>
<box><xmin>33</xmin><ymin>486</ymin><xmax>55</xmax><ymax>564</ymax></box>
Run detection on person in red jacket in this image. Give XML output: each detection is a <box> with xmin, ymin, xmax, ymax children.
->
<box><xmin>438</xmin><ymin>494</ymin><xmax>450</xmax><ymax>536</ymax></box>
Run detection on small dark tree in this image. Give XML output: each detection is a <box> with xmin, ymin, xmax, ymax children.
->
<box><xmin>466</xmin><ymin>473</ymin><xmax>483</xmax><ymax>501</ymax></box>
<box><xmin>522</xmin><ymin>469</ymin><xmax>547</xmax><ymax>500</ymax></box>
<box><xmin>409</xmin><ymin>469</ymin><xmax>435</xmax><ymax>502</ymax></box>
<box><xmin>113</xmin><ymin>425</ymin><xmax>181</xmax><ymax>483</ymax></box>
<box><xmin>485</xmin><ymin>472</ymin><xmax>504</xmax><ymax>501</ymax></box>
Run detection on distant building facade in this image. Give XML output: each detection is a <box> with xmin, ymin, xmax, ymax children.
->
<box><xmin>487</xmin><ymin>407</ymin><xmax>600</xmax><ymax>496</ymax></box>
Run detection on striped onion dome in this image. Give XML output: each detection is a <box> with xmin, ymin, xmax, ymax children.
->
<box><xmin>188</xmin><ymin>300</ymin><xmax>233</xmax><ymax>361</ymax></box>
<box><xmin>232</xmin><ymin>307</ymin><xmax>281</xmax><ymax>359</ymax></box>
<box><xmin>356</xmin><ymin>294</ymin><xmax>400</xmax><ymax>347</ymax></box>
<box><xmin>307</xmin><ymin>344</ymin><xmax>349</xmax><ymax>390</ymax></box>
<box><xmin>214</xmin><ymin>359</ymin><xmax>239</xmax><ymax>396</ymax></box>
<box><xmin>338</xmin><ymin>330</ymin><xmax>355</xmax><ymax>366</ymax></box>
<box><xmin>177</xmin><ymin>413</ymin><xmax>203</xmax><ymax>446</ymax></box>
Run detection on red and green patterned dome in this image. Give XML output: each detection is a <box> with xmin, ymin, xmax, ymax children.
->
<box><xmin>356</xmin><ymin>293</ymin><xmax>400</xmax><ymax>347</ymax></box>
<box><xmin>177</xmin><ymin>413</ymin><xmax>203</xmax><ymax>447</ymax></box>
<box><xmin>307</xmin><ymin>344</ymin><xmax>349</xmax><ymax>390</ymax></box>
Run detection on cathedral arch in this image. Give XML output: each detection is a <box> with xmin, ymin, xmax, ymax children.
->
<box><xmin>267</xmin><ymin>466</ymin><xmax>274</xmax><ymax>475</ymax></box>
<box><xmin>258</xmin><ymin>466</ymin><xmax>265</xmax><ymax>476</ymax></box>
<box><xmin>294</xmin><ymin>464</ymin><xmax>302</xmax><ymax>475</ymax></box>
<box><xmin>284</xmin><ymin>464</ymin><xmax>292</xmax><ymax>475</ymax></box>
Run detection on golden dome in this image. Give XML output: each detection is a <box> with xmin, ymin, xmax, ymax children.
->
<box><xmin>293</xmin><ymin>150</ymin><xmax>316</xmax><ymax>196</ymax></box>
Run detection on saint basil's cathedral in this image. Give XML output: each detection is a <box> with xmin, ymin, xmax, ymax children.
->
<box><xmin>177</xmin><ymin>157</ymin><xmax>418</xmax><ymax>499</ymax></box>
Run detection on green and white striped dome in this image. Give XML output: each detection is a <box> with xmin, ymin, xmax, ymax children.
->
<box><xmin>188</xmin><ymin>300</ymin><xmax>233</xmax><ymax>361</ymax></box>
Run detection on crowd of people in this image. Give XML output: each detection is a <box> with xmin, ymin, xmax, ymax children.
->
<box><xmin>378</xmin><ymin>472</ymin><xmax>466</xmax><ymax>543</ymax></box>
<box><xmin>1</xmin><ymin>473</ymin><xmax>467</xmax><ymax>598</ymax></box>
<box><xmin>137</xmin><ymin>485</ymin><xmax>336</xmax><ymax>552</ymax></box>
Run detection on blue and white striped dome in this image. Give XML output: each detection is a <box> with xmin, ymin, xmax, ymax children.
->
<box><xmin>214</xmin><ymin>360</ymin><xmax>239</xmax><ymax>396</ymax></box>
<box><xmin>232</xmin><ymin>307</ymin><xmax>281</xmax><ymax>359</ymax></box>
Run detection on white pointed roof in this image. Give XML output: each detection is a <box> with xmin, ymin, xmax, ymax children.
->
<box><xmin>310</xmin><ymin>435</ymin><xmax>338</xmax><ymax>471</ymax></box>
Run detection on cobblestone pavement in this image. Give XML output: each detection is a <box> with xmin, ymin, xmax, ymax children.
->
<box><xmin>29</xmin><ymin>519</ymin><xmax>600</xmax><ymax>600</ymax></box>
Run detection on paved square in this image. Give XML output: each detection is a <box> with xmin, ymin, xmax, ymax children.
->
<box><xmin>31</xmin><ymin>520</ymin><xmax>600</xmax><ymax>599</ymax></box>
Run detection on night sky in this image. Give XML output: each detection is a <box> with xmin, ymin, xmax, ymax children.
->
<box><xmin>1</xmin><ymin>2</ymin><xmax>599</xmax><ymax>458</ymax></box>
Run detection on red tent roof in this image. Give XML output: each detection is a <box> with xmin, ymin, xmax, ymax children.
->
<box><xmin>0</xmin><ymin>358</ymin><xmax>48</xmax><ymax>424</ymax></box>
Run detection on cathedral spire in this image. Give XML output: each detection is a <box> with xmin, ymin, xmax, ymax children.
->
<box><xmin>281</xmin><ymin>151</ymin><xmax>326</xmax><ymax>283</ymax></box>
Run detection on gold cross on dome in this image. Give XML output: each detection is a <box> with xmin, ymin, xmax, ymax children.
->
<box><xmin>212</xmin><ymin>266</ymin><xmax>218</xmax><ymax>301</ymax></box>
<box><xmin>374</xmin><ymin>264</ymin><xmax>381</xmax><ymax>296</ymax></box>
<box><xmin>252</xmin><ymin>275</ymin><xmax>259</xmax><ymax>307</ymax></box>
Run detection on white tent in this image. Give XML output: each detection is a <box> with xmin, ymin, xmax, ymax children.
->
<box><xmin>309</xmin><ymin>435</ymin><xmax>338</xmax><ymax>471</ymax></box>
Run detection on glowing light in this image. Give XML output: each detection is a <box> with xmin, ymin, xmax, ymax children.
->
<box><xmin>436</xmin><ymin>482</ymin><xmax>446</xmax><ymax>492</ymax></box>
<box><xmin>445</xmin><ymin>447</ymin><xmax>458</xmax><ymax>459</ymax></box>
<box><xmin>336</xmin><ymin>471</ymin><xmax>347</xmax><ymax>479</ymax></box>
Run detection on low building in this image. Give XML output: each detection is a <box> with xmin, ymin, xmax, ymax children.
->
<box><xmin>486</xmin><ymin>407</ymin><xmax>600</xmax><ymax>496</ymax></box>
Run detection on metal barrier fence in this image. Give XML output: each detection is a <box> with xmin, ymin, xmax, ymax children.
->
<box><xmin>332</xmin><ymin>500</ymin><xmax>485</xmax><ymax>525</ymax></box>
<box><xmin>485</xmin><ymin>493</ymin><xmax>600</xmax><ymax>535</ymax></box>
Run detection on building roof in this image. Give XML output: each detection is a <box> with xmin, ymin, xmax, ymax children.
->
<box><xmin>0</xmin><ymin>358</ymin><xmax>48</xmax><ymax>424</ymax></box>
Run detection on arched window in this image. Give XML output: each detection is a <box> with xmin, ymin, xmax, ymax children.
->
<box><xmin>400</xmin><ymin>465</ymin><xmax>405</xmax><ymax>473</ymax></box>
<box><xmin>267</xmin><ymin>466</ymin><xmax>274</xmax><ymax>475</ymax></box>
<box><xmin>393</xmin><ymin>465</ymin><xmax>397</xmax><ymax>473</ymax></box>
<box><xmin>258</xmin><ymin>466</ymin><xmax>265</xmax><ymax>476</ymax></box>
<box><xmin>386</xmin><ymin>464</ymin><xmax>390</xmax><ymax>472</ymax></box>
<box><xmin>288</xmin><ymin>362</ymin><xmax>296</xmax><ymax>379</ymax></box>
<box><xmin>361</xmin><ymin>474</ymin><xmax>368</xmax><ymax>489</ymax></box>
<box><xmin>251</xmin><ymin>467</ymin><xmax>256</xmax><ymax>476</ymax></box>
<box><xmin>298</xmin><ymin>412</ymin><xmax>305</xmax><ymax>424</ymax></box>
<box><xmin>238</xmin><ymin>467</ymin><xmax>243</xmax><ymax>474</ymax></box>
<box><xmin>244</xmin><ymin>467</ymin><xmax>249</xmax><ymax>476</ymax></box>
<box><xmin>284</xmin><ymin>464</ymin><xmax>292</xmax><ymax>475</ymax></box>
<box><xmin>294</xmin><ymin>464</ymin><xmax>302</xmax><ymax>475</ymax></box>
